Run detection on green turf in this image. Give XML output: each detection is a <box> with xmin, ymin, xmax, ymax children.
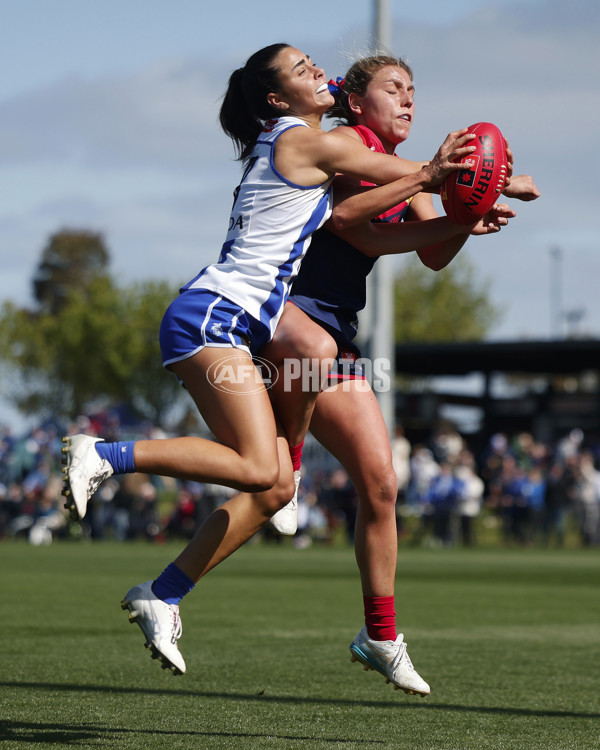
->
<box><xmin>0</xmin><ymin>540</ymin><xmax>598</xmax><ymax>749</ymax></box>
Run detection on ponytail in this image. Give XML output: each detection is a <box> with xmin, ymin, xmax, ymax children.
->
<box><xmin>219</xmin><ymin>43</ymin><xmax>290</xmax><ymax>162</ymax></box>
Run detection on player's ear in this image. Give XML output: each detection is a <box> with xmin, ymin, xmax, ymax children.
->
<box><xmin>348</xmin><ymin>93</ymin><xmax>363</xmax><ymax>116</ymax></box>
<box><xmin>267</xmin><ymin>92</ymin><xmax>289</xmax><ymax>111</ymax></box>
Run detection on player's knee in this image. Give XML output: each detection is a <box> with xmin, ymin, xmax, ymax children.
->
<box><xmin>255</xmin><ymin>472</ymin><xmax>296</xmax><ymax>517</ymax></box>
<box><xmin>241</xmin><ymin>457</ymin><xmax>280</xmax><ymax>493</ymax></box>
<box><xmin>380</xmin><ymin>467</ymin><xmax>400</xmax><ymax>506</ymax></box>
<box><xmin>285</xmin><ymin>325</ymin><xmax>336</xmax><ymax>364</ymax></box>
<box><xmin>272</xmin><ymin>473</ymin><xmax>296</xmax><ymax>511</ymax></box>
<box><xmin>312</xmin><ymin>330</ymin><xmax>337</xmax><ymax>364</ymax></box>
<box><xmin>364</xmin><ymin>466</ymin><xmax>398</xmax><ymax>514</ymax></box>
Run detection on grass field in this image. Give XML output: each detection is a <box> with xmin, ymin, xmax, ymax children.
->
<box><xmin>1</xmin><ymin>539</ymin><xmax>599</xmax><ymax>750</ymax></box>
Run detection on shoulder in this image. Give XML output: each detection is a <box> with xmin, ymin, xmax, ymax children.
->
<box><xmin>314</xmin><ymin>126</ymin><xmax>367</xmax><ymax>159</ymax></box>
<box><xmin>280</xmin><ymin>125</ymin><xmax>361</xmax><ymax>162</ymax></box>
<box><xmin>330</xmin><ymin>125</ymin><xmax>364</xmax><ymax>143</ymax></box>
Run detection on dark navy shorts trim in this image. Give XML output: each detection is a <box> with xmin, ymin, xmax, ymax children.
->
<box><xmin>326</xmin><ymin>348</ymin><xmax>367</xmax><ymax>385</ymax></box>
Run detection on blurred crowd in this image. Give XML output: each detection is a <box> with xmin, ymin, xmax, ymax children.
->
<box><xmin>393</xmin><ymin>426</ymin><xmax>600</xmax><ymax>549</ymax></box>
<box><xmin>1</xmin><ymin>410</ymin><xmax>600</xmax><ymax>550</ymax></box>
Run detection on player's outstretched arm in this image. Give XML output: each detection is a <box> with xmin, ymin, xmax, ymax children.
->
<box><xmin>329</xmin><ymin>216</ymin><xmax>473</xmax><ymax>269</ymax></box>
<box><xmin>327</xmin><ymin>200</ymin><xmax>515</xmax><ymax>269</ymax></box>
<box><xmin>327</xmin><ymin>131</ymin><xmax>477</xmax><ymax>231</ymax></box>
<box><xmin>317</xmin><ymin>127</ymin><xmax>475</xmax><ymax>188</ymax></box>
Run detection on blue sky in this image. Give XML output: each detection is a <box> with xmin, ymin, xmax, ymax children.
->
<box><xmin>1</xmin><ymin>0</ymin><xmax>599</xmax><ymax>427</ymax></box>
<box><xmin>3</xmin><ymin>0</ymin><xmax>541</xmax><ymax>93</ymax></box>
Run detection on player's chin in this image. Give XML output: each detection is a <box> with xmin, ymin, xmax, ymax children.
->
<box><xmin>316</xmin><ymin>92</ymin><xmax>335</xmax><ymax>108</ymax></box>
<box><xmin>395</xmin><ymin>122</ymin><xmax>412</xmax><ymax>139</ymax></box>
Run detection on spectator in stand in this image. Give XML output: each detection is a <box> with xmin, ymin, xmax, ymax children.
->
<box><xmin>391</xmin><ymin>425</ymin><xmax>411</xmax><ymax>505</ymax></box>
<box><xmin>454</xmin><ymin>449</ymin><xmax>484</xmax><ymax>546</ymax></box>
<box><xmin>543</xmin><ymin>460</ymin><xmax>576</xmax><ymax>547</ymax></box>
<box><xmin>490</xmin><ymin>453</ymin><xmax>526</xmax><ymax>545</ymax></box>
<box><xmin>520</xmin><ymin>466</ymin><xmax>546</xmax><ymax>544</ymax></box>
<box><xmin>556</xmin><ymin>428</ymin><xmax>585</xmax><ymax>464</ymax></box>
<box><xmin>480</xmin><ymin>433</ymin><xmax>511</xmax><ymax>496</ymax></box>
<box><xmin>510</xmin><ymin>432</ymin><xmax>536</xmax><ymax>472</ymax></box>
<box><xmin>391</xmin><ymin>425</ymin><xmax>411</xmax><ymax>536</ymax></box>
<box><xmin>406</xmin><ymin>445</ymin><xmax>440</xmax><ymax>508</ymax></box>
<box><xmin>574</xmin><ymin>451</ymin><xmax>600</xmax><ymax>547</ymax></box>
<box><xmin>319</xmin><ymin>468</ymin><xmax>358</xmax><ymax>543</ymax></box>
<box><xmin>164</xmin><ymin>486</ymin><xmax>201</xmax><ymax>540</ymax></box>
<box><xmin>429</xmin><ymin>424</ymin><xmax>464</xmax><ymax>466</ymax></box>
<box><xmin>425</xmin><ymin>462</ymin><xmax>465</xmax><ymax>546</ymax></box>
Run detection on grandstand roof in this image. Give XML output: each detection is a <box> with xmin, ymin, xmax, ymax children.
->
<box><xmin>395</xmin><ymin>338</ymin><xmax>600</xmax><ymax>376</ymax></box>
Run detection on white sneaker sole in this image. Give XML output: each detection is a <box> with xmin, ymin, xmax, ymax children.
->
<box><xmin>61</xmin><ymin>435</ymin><xmax>84</xmax><ymax>521</ymax></box>
<box><xmin>120</xmin><ymin>597</ymin><xmax>184</xmax><ymax>676</ymax></box>
<box><xmin>61</xmin><ymin>434</ymin><xmax>111</xmax><ymax>521</ymax></box>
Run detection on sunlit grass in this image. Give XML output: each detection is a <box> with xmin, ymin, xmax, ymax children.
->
<box><xmin>1</xmin><ymin>540</ymin><xmax>598</xmax><ymax>749</ymax></box>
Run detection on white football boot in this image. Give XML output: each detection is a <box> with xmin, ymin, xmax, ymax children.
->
<box><xmin>350</xmin><ymin>626</ymin><xmax>430</xmax><ymax>696</ymax></box>
<box><xmin>267</xmin><ymin>470</ymin><xmax>300</xmax><ymax>535</ymax></box>
<box><xmin>121</xmin><ymin>580</ymin><xmax>186</xmax><ymax>675</ymax></box>
<box><xmin>61</xmin><ymin>434</ymin><xmax>114</xmax><ymax>521</ymax></box>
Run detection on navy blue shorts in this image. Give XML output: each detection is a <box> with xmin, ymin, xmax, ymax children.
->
<box><xmin>159</xmin><ymin>289</ymin><xmax>270</xmax><ymax>366</ymax></box>
<box><xmin>294</xmin><ymin>313</ymin><xmax>367</xmax><ymax>386</ymax></box>
<box><xmin>326</xmin><ymin>347</ymin><xmax>367</xmax><ymax>386</ymax></box>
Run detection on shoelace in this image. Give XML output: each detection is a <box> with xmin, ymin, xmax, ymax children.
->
<box><xmin>390</xmin><ymin>641</ymin><xmax>407</xmax><ymax>671</ymax></box>
<box><xmin>170</xmin><ymin>605</ymin><xmax>182</xmax><ymax>644</ymax></box>
<box><xmin>390</xmin><ymin>640</ymin><xmax>418</xmax><ymax>675</ymax></box>
<box><xmin>402</xmin><ymin>645</ymin><xmax>416</xmax><ymax>671</ymax></box>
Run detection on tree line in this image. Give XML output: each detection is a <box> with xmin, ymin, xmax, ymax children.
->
<box><xmin>0</xmin><ymin>229</ymin><xmax>499</xmax><ymax>429</ymax></box>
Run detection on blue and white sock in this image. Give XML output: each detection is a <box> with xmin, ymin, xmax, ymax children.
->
<box><xmin>151</xmin><ymin>563</ymin><xmax>195</xmax><ymax>605</ymax></box>
<box><xmin>95</xmin><ymin>441</ymin><xmax>136</xmax><ymax>474</ymax></box>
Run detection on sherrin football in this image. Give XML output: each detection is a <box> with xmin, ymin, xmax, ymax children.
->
<box><xmin>441</xmin><ymin>122</ymin><xmax>508</xmax><ymax>225</ymax></box>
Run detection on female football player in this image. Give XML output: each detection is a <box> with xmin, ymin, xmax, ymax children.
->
<box><xmin>264</xmin><ymin>54</ymin><xmax>538</xmax><ymax>695</ymax></box>
<box><xmin>61</xmin><ymin>43</ymin><xmax>476</xmax><ymax>676</ymax></box>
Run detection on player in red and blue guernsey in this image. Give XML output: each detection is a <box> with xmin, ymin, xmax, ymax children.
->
<box><xmin>290</xmin><ymin>123</ymin><xmax>414</xmax><ymax>372</ymax></box>
<box><xmin>267</xmin><ymin>54</ymin><xmax>539</xmax><ymax>695</ymax></box>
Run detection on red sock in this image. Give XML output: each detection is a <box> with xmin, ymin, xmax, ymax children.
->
<box><xmin>363</xmin><ymin>595</ymin><xmax>397</xmax><ymax>642</ymax></box>
<box><xmin>289</xmin><ymin>440</ymin><xmax>304</xmax><ymax>472</ymax></box>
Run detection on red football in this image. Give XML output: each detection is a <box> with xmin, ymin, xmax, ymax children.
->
<box><xmin>441</xmin><ymin>122</ymin><xmax>508</xmax><ymax>225</ymax></box>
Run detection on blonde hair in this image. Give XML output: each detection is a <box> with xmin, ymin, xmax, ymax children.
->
<box><xmin>328</xmin><ymin>55</ymin><xmax>413</xmax><ymax>126</ymax></box>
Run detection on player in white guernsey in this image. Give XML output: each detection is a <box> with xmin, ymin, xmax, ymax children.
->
<box><xmin>175</xmin><ymin>115</ymin><xmax>333</xmax><ymax>353</ymax></box>
<box><xmin>61</xmin><ymin>43</ymin><xmax>479</xmax><ymax>677</ymax></box>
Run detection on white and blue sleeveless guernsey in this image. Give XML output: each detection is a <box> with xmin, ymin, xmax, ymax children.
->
<box><xmin>181</xmin><ymin>116</ymin><xmax>333</xmax><ymax>351</ymax></box>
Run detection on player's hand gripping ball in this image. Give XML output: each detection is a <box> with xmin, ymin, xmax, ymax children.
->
<box><xmin>441</xmin><ymin>122</ymin><xmax>508</xmax><ymax>225</ymax></box>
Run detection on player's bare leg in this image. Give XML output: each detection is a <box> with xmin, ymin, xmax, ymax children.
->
<box><xmin>120</xmin><ymin>348</ymin><xmax>293</xmax><ymax>674</ymax></box>
<box><xmin>63</xmin><ymin>347</ymin><xmax>282</xmax><ymax>521</ymax></box>
<box><xmin>261</xmin><ymin>303</ymin><xmax>336</xmax><ymax>534</ymax></box>
<box><xmin>310</xmin><ymin>380</ymin><xmax>429</xmax><ymax>696</ymax></box>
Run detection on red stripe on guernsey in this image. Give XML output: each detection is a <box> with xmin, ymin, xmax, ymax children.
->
<box><xmin>364</xmin><ymin>595</ymin><xmax>397</xmax><ymax>642</ymax></box>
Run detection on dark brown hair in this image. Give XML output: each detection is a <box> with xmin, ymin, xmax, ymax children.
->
<box><xmin>219</xmin><ymin>43</ymin><xmax>290</xmax><ymax>161</ymax></box>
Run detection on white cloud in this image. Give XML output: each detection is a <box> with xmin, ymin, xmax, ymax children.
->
<box><xmin>0</xmin><ymin>60</ymin><xmax>228</xmax><ymax>172</ymax></box>
<box><xmin>0</xmin><ymin>0</ymin><xmax>599</xmax><ymax>341</ymax></box>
